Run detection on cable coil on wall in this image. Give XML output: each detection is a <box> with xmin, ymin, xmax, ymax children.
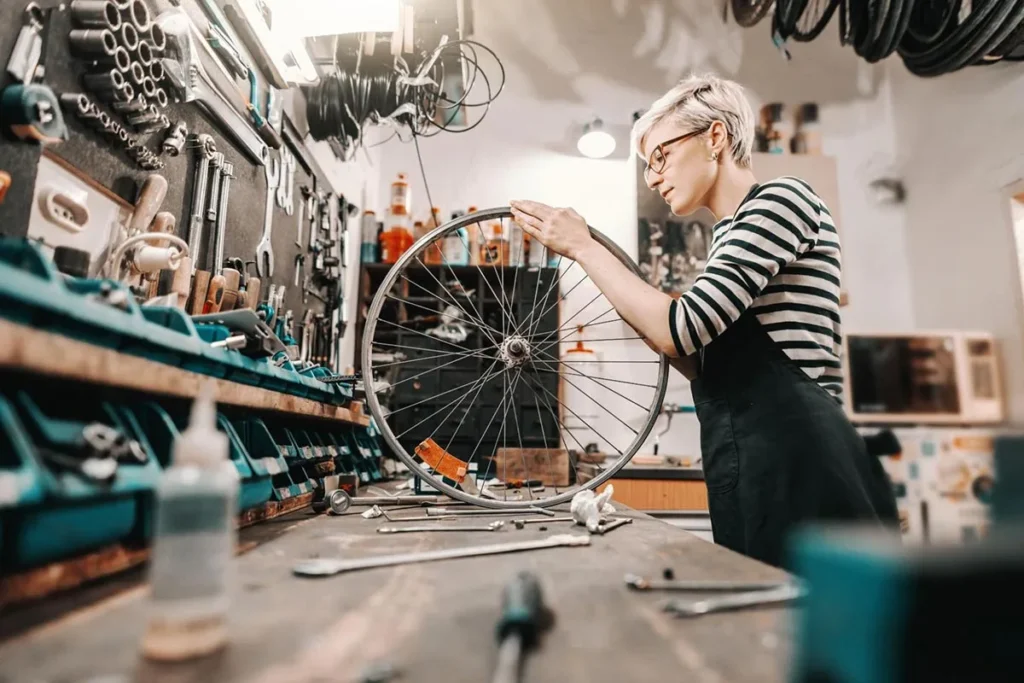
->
<box><xmin>305</xmin><ymin>38</ymin><xmax>505</xmax><ymax>152</ymax></box>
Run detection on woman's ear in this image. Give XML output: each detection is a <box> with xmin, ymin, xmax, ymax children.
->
<box><xmin>708</xmin><ymin>120</ymin><xmax>728</xmax><ymax>157</ymax></box>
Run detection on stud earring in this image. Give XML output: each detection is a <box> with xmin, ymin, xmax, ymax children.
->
<box><xmin>710</xmin><ymin>151</ymin><xmax>719</xmax><ymax>162</ymax></box>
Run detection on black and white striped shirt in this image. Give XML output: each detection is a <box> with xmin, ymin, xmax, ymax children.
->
<box><xmin>668</xmin><ymin>176</ymin><xmax>844</xmax><ymax>399</ymax></box>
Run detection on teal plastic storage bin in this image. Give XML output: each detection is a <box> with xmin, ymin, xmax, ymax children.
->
<box><xmin>3</xmin><ymin>391</ymin><xmax>162</xmax><ymax>570</ymax></box>
<box><xmin>0</xmin><ymin>396</ymin><xmax>46</xmax><ymax>568</ymax></box>
<box><xmin>231</xmin><ymin>418</ymin><xmax>303</xmax><ymax>502</ymax></box>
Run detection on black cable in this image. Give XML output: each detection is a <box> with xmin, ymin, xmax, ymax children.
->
<box><xmin>305</xmin><ymin>37</ymin><xmax>506</xmax><ymax>151</ymax></box>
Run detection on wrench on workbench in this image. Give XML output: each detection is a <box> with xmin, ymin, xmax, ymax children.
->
<box><xmin>662</xmin><ymin>583</ymin><xmax>806</xmax><ymax>618</ymax></box>
<box><xmin>376</xmin><ymin>521</ymin><xmax>506</xmax><ymax>534</ymax></box>
<box><xmin>293</xmin><ymin>534</ymin><xmax>591</xmax><ymax>578</ymax></box>
<box><xmin>255</xmin><ymin>155</ymin><xmax>281</xmax><ymax>277</ymax></box>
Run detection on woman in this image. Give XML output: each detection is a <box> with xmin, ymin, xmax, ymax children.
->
<box><xmin>511</xmin><ymin>74</ymin><xmax>897</xmax><ymax>568</ymax></box>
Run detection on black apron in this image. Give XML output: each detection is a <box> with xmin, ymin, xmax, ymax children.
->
<box><xmin>691</xmin><ymin>311</ymin><xmax>899</xmax><ymax>568</ymax></box>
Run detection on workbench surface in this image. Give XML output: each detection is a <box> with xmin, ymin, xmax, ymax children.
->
<box><xmin>0</xmin><ymin>506</ymin><xmax>793</xmax><ymax>683</ymax></box>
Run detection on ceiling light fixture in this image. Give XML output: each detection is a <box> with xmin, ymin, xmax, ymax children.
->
<box><xmin>577</xmin><ymin>118</ymin><xmax>616</xmax><ymax>159</ymax></box>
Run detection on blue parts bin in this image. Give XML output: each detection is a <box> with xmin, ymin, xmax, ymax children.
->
<box><xmin>1</xmin><ymin>390</ymin><xmax>162</xmax><ymax>570</ymax></box>
<box><xmin>0</xmin><ymin>239</ymin><xmax>356</xmax><ymax>403</ymax></box>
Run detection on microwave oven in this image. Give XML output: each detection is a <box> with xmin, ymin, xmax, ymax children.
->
<box><xmin>842</xmin><ymin>331</ymin><xmax>1005</xmax><ymax>425</ymax></box>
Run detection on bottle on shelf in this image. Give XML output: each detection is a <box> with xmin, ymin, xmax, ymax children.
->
<box><xmin>442</xmin><ymin>210</ymin><xmax>469</xmax><ymax>266</ymax></box>
<box><xmin>423</xmin><ymin>207</ymin><xmax>444</xmax><ymax>265</ymax></box>
<box><xmin>390</xmin><ymin>172</ymin><xmax>411</xmax><ymax>216</ymax></box>
<box><xmin>481</xmin><ymin>220</ymin><xmax>508</xmax><ymax>266</ymax></box>
<box><xmin>360</xmin><ymin>210</ymin><xmax>378</xmax><ymax>263</ymax></box>
<box><xmin>792</xmin><ymin>103</ymin><xmax>822</xmax><ymax>155</ymax></box>
<box><xmin>141</xmin><ymin>386</ymin><xmax>239</xmax><ymax>662</ymax></box>
<box><xmin>381</xmin><ymin>213</ymin><xmax>414</xmax><ymax>264</ymax></box>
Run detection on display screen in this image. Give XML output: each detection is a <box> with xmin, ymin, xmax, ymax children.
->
<box><xmin>848</xmin><ymin>336</ymin><xmax>961</xmax><ymax>415</ymax></box>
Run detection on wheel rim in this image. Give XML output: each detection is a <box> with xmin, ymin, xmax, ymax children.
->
<box><xmin>362</xmin><ymin>207</ymin><xmax>669</xmax><ymax>508</ymax></box>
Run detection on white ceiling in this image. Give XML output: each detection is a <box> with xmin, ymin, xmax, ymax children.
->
<box><xmin>471</xmin><ymin>0</ymin><xmax>879</xmax><ymax>118</ymax></box>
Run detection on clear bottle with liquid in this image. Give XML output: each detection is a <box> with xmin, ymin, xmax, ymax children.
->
<box><xmin>142</xmin><ymin>387</ymin><xmax>239</xmax><ymax>661</ymax></box>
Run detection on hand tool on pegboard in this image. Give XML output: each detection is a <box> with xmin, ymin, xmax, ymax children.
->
<box><xmin>182</xmin><ymin>134</ymin><xmax>216</xmax><ymax>313</ymax></box>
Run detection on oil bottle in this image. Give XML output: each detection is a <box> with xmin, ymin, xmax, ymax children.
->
<box><xmin>142</xmin><ymin>386</ymin><xmax>239</xmax><ymax>661</ymax></box>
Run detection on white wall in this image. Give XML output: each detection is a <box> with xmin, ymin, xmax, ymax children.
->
<box><xmin>888</xmin><ymin>62</ymin><xmax>1024</xmax><ymax>424</ymax></box>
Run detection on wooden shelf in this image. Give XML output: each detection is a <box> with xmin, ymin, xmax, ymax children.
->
<box><xmin>0</xmin><ymin>319</ymin><xmax>369</xmax><ymax>426</ymax></box>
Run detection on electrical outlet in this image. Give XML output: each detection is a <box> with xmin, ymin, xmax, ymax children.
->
<box><xmin>27</xmin><ymin>154</ymin><xmax>130</xmax><ymax>275</ymax></box>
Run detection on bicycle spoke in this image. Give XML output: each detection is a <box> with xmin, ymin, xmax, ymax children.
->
<box><xmin>388</xmin><ymin>352</ymin><xmax>489</xmax><ymax>391</ymax></box>
<box><xmin>530</xmin><ymin>354</ymin><xmax>659</xmax><ymax>390</ymax></box>
<box><xmin>523</xmin><ymin>270</ymin><xmax>589</xmax><ymax>341</ymax></box>
<box><xmin>527</xmin><ymin>305</ymin><xmax>620</xmax><ymax>340</ymax></box>
<box><xmin>531</xmin><ymin>288</ymin><xmax>605</xmax><ymax>348</ymax></box>
<box><xmin>513</xmin><ymin>256</ymin><xmax>569</xmax><ymax>337</ymax></box>
<box><xmin>507</xmin><ymin>368</ymin><xmax>533</xmax><ymax>500</ymax></box>
<box><xmin>396</xmin><ymin>360</ymin><xmax>503</xmax><ymax>439</ymax></box>
<box><xmin>461</xmin><ymin>221</ymin><xmax>518</xmax><ymax>331</ymax></box>
<box><xmin>530</xmin><ymin>349</ymin><xmax>653</xmax><ymax>412</ymax></box>
<box><xmin>442</xmin><ymin>359</ymin><xmax>502</xmax><ymax>457</ymax></box>
<box><xmin>558</xmin><ymin>372</ymin><xmax>640</xmax><ymax>435</ymax></box>
<box><xmin>371</xmin><ymin>340</ymin><xmax>494</xmax><ymax>358</ymax></box>
<box><xmin>521</xmin><ymin>372</ymin><xmax>589</xmax><ymax>486</ymax></box>
<box><xmin>528</xmin><ymin>373</ymin><xmax>623</xmax><ymax>456</ymax></box>
<box><xmin>386</xmin><ymin>292</ymin><xmax>500</xmax><ymax>341</ymax></box>
<box><xmin>398</xmin><ymin>271</ymin><xmax>503</xmax><ymax>344</ymax></box>
<box><xmin>534</xmin><ymin>335</ymin><xmax>643</xmax><ymax>358</ymax></box>
<box><xmin>410</xmin><ymin>256</ymin><xmax>503</xmax><ymax>344</ymax></box>
<box><xmin>372</xmin><ymin>347</ymin><xmax>493</xmax><ymax>370</ymax></box>
<box><xmin>434</xmin><ymin>236</ymin><xmax>504</xmax><ymax>345</ymax></box>
<box><xmin>388</xmin><ymin>371</ymin><xmax>502</xmax><ymax>416</ymax></box>
<box><xmin>375</xmin><ymin>317</ymin><xmax>479</xmax><ymax>354</ymax></box>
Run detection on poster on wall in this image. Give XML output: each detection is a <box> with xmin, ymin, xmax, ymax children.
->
<box><xmin>635</xmin><ymin>157</ymin><xmax>715</xmax><ymax>295</ymax></box>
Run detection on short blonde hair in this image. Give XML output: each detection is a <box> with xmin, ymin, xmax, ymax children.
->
<box><xmin>632</xmin><ymin>73</ymin><xmax>755</xmax><ymax>168</ymax></box>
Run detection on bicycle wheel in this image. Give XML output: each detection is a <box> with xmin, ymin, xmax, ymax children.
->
<box><xmin>792</xmin><ymin>0</ymin><xmax>840</xmax><ymax>41</ymax></box>
<box><xmin>362</xmin><ymin>208</ymin><xmax>669</xmax><ymax>508</ymax></box>
<box><xmin>733</xmin><ymin>0</ymin><xmax>775</xmax><ymax>26</ymax></box>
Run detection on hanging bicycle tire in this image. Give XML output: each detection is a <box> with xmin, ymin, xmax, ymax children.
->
<box><xmin>732</xmin><ymin>0</ymin><xmax>776</xmax><ymax>27</ymax></box>
<box><xmin>792</xmin><ymin>0</ymin><xmax>841</xmax><ymax>41</ymax></box>
<box><xmin>899</xmin><ymin>0</ymin><xmax>1024</xmax><ymax>76</ymax></box>
<box><xmin>362</xmin><ymin>208</ymin><xmax>669</xmax><ymax>508</ymax></box>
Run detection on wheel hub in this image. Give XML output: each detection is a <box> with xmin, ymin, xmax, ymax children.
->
<box><xmin>499</xmin><ymin>335</ymin><xmax>531</xmax><ymax>368</ymax></box>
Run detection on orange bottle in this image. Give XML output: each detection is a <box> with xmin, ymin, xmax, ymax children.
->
<box><xmin>423</xmin><ymin>207</ymin><xmax>444</xmax><ymax>265</ymax></box>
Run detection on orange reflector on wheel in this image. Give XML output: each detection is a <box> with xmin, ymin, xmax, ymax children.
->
<box><xmin>415</xmin><ymin>439</ymin><xmax>468</xmax><ymax>483</ymax></box>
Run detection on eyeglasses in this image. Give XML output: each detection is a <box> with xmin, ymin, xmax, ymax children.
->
<box><xmin>643</xmin><ymin>129</ymin><xmax>707</xmax><ymax>181</ymax></box>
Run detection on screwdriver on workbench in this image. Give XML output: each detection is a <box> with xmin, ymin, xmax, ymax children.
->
<box><xmin>492</xmin><ymin>571</ymin><xmax>550</xmax><ymax>683</ymax></box>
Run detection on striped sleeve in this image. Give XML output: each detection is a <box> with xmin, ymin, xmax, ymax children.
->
<box><xmin>670</xmin><ymin>178</ymin><xmax>822</xmax><ymax>356</ymax></box>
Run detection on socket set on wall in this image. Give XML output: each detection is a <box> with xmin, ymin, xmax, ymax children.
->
<box><xmin>63</xmin><ymin>0</ymin><xmax>174</xmax><ymax>169</ymax></box>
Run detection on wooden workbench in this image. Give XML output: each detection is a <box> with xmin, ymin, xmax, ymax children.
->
<box><xmin>0</xmin><ymin>507</ymin><xmax>793</xmax><ymax>683</ymax></box>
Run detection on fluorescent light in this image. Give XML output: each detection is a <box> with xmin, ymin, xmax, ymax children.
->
<box><xmin>276</xmin><ymin>0</ymin><xmax>401</xmax><ymax>38</ymax></box>
<box><xmin>577</xmin><ymin>119</ymin><xmax>616</xmax><ymax>159</ymax></box>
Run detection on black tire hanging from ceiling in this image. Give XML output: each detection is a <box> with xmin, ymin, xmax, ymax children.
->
<box><xmin>791</xmin><ymin>0</ymin><xmax>841</xmax><ymax>41</ymax></box>
<box><xmin>732</xmin><ymin>0</ymin><xmax>775</xmax><ymax>27</ymax></box>
<box><xmin>899</xmin><ymin>0</ymin><xmax>1024</xmax><ymax>76</ymax></box>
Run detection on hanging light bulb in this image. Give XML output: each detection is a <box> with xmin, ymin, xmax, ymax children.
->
<box><xmin>577</xmin><ymin>118</ymin><xmax>616</xmax><ymax>159</ymax></box>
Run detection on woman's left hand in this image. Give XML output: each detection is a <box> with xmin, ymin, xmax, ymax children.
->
<box><xmin>510</xmin><ymin>200</ymin><xmax>596</xmax><ymax>262</ymax></box>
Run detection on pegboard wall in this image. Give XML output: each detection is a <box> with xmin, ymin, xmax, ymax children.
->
<box><xmin>0</xmin><ymin>0</ymin><xmax>355</xmax><ymax>338</ymax></box>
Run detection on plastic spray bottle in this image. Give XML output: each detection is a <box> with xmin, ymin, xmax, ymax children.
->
<box><xmin>142</xmin><ymin>386</ymin><xmax>239</xmax><ymax>661</ymax></box>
